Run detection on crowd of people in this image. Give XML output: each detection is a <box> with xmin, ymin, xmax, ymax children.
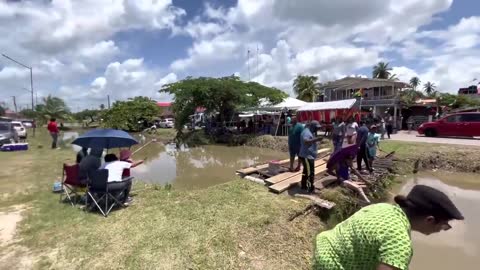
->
<box><xmin>286</xmin><ymin>117</ymin><xmax>465</xmax><ymax>270</ymax></box>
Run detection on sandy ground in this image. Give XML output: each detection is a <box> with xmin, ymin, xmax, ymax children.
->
<box><xmin>388</xmin><ymin>131</ymin><xmax>480</xmax><ymax>146</ymax></box>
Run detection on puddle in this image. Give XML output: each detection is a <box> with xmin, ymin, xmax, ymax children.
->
<box><xmin>396</xmin><ymin>171</ymin><xmax>480</xmax><ymax>270</ymax></box>
<box><xmin>131</xmin><ymin>144</ymin><xmax>285</xmax><ymax>189</ymax></box>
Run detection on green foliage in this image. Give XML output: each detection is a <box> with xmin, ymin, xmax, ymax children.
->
<box><xmin>19</xmin><ymin>109</ymin><xmax>36</xmax><ymax>119</ymax></box>
<box><xmin>37</xmin><ymin>95</ymin><xmax>71</xmax><ymax>121</ymax></box>
<box><xmin>102</xmin><ymin>96</ymin><xmax>160</xmax><ymax>131</ymax></box>
<box><xmin>437</xmin><ymin>93</ymin><xmax>480</xmax><ymax>109</ymax></box>
<box><xmin>160</xmin><ymin>76</ymin><xmax>286</xmax><ymax>132</ymax></box>
<box><xmin>0</xmin><ymin>105</ymin><xmax>5</xmax><ymax>116</ymax></box>
<box><xmin>423</xmin><ymin>81</ymin><xmax>436</xmax><ymax>96</ymax></box>
<box><xmin>409</xmin><ymin>77</ymin><xmax>421</xmax><ymax>90</ymax></box>
<box><xmin>73</xmin><ymin>109</ymin><xmax>101</xmax><ymax>126</ymax></box>
<box><xmin>293</xmin><ymin>75</ymin><xmax>319</xmax><ymax>102</ymax></box>
<box><xmin>399</xmin><ymin>89</ymin><xmax>425</xmax><ymax>106</ymax></box>
<box><xmin>372</xmin><ymin>62</ymin><xmax>392</xmax><ymax>79</ymax></box>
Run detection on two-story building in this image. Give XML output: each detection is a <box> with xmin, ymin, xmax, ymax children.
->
<box><xmin>318</xmin><ymin>77</ymin><xmax>409</xmax><ymax>128</ymax></box>
<box><xmin>458</xmin><ymin>85</ymin><xmax>480</xmax><ymax>100</ymax></box>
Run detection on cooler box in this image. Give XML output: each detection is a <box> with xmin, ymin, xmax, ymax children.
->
<box><xmin>1</xmin><ymin>143</ymin><xmax>29</xmax><ymax>152</ymax></box>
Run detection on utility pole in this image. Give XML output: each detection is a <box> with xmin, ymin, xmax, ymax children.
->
<box><xmin>2</xmin><ymin>54</ymin><xmax>34</xmax><ymax>113</ymax></box>
<box><xmin>247</xmin><ymin>49</ymin><xmax>251</xmax><ymax>81</ymax></box>
<box><xmin>107</xmin><ymin>95</ymin><xmax>111</xmax><ymax>109</ymax></box>
<box><xmin>11</xmin><ymin>96</ymin><xmax>17</xmax><ymax>113</ymax></box>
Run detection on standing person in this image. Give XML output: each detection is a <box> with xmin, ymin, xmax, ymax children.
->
<box><xmin>356</xmin><ymin>121</ymin><xmax>371</xmax><ymax>173</ymax></box>
<box><xmin>299</xmin><ymin>121</ymin><xmax>323</xmax><ymax>193</ymax></box>
<box><xmin>346</xmin><ymin>117</ymin><xmax>358</xmax><ymax>144</ymax></box>
<box><xmin>380</xmin><ymin>118</ymin><xmax>386</xmax><ymax>140</ymax></box>
<box><xmin>386</xmin><ymin>115</ymin><xmax>394</xmax><ymax>139</ymax></box>
<box><xmin>47</xmin><ymin>118</ymin><xmax>60</xmax><ymax>149</ymax></box>
<box><xmin>314</xmin><ymin>185</ymin><xmax>464</xmax><ymax>270</ymax></box>
<box><xmin>331</xmin><ymin>118</ymin><xmax>346</xmax><ymax>153</ymax></box>
<box><xmin>288</xmin><ymin>117</ymin><xmax>304</xmax><ymax>172</ymax></box>
<box><xmin>366</xmin><ymin>125</ymin><xmax>381</xmax><ymax>171</ymax></box>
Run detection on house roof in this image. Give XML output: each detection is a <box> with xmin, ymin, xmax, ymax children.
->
<box><xmin>156</xmin><ymin>102</ymin><xmax>172</xmax><ymax>107</ymax></box>
<box><xmin>297</xmin><ymin>99</ymin><xmax>357</xmax><ymax>112</ymax></box>
<box><xmin>318</xmin><ymin>77</ymin><xmax>409</xmax><ymax>90</ymax></box>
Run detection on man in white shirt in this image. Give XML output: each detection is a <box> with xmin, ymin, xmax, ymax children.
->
<box><xmin>101</xmin><ymin>154</ymin><xmax>136</xmax><ymax>205</ymax></box>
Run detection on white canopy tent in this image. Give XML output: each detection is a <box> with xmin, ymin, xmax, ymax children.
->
<box><xmin>297</xmin><ymin>99</ymin><xmax>357</xmax><ymax>112</ymax></box>
<box><xmin>259</xmin><ymin>97</ymin><xmax>307</xmax><ymax>111</ymax></box>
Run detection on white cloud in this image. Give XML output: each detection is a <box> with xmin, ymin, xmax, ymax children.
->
<box><xmin>155</xmin><ymin>73</ymin><xmax>178</xmax><ymax>87</ymax></box>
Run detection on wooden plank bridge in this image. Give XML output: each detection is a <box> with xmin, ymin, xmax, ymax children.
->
<box><xmin>236</xmin><ymin>148</ymin><xmax>395</xmax><ymax>209</ymax></box>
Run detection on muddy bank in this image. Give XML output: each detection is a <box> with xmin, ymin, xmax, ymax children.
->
<box><xmin>398</xmin><ymin>147</ymin><xmax>480</xmax><ymax>174</ymax></box>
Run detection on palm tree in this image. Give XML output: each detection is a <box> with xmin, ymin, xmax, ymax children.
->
<box><xmin>38</xmin><ymin>95</ymin><xmax>70</xmax><ymax>121</ymax></box>
<box><xmin>409</xmin><ymin>77</ymin><xmax>421</xmax><ymax>91</ymax></box>
<box><xmin>388</xmin><ymin>74</ymin><xmax>399</xmax><ymax>81</ymax></box>
<box><xmin>423</xmin><ymin>82</ymin><xmax>436</xmax><ymax>96</ymax></box>
<box><xmin>372</xmin><ymin>62</ymin><xmax>392</xmax><ymax>79</ymax></box>
<box><xmin>293</xmin><ymin>75</ymin><xmax>319</xmax><ymax>102</ymax></box>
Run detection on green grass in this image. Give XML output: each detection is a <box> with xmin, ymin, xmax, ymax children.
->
<box><xmin>2</xmin><ymin>132</ymin><xmax>478</xmax><ymax>269</ymax></box>
<box><xmin>0</xmin><ymin>129</ymin><xmax>322</xmax><ymax>269</ymax></box>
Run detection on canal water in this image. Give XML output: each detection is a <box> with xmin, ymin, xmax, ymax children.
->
<box><xmin>395</xmin><ymin>171</ymin><xmax>480</xmax><ymax>270</ymax></box>
<box><xmin>131</xmin><ymin>143</ymin><xmax>286</xmax><ymax>189</ymax></box>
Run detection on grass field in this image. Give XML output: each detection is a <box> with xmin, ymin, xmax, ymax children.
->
<box><xmin>1</xmin><ymin>130</ymin><xmax>478</xmax><ymax>269</ymax></box>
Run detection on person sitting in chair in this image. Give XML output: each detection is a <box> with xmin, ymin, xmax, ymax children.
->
<box><xmin>101</xmin><ymin>153</ymin><xmax>142</xmax><ymax>205</ymax></box>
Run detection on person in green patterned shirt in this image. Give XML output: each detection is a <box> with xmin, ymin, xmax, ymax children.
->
<box><xmin>314</xmin><ymin>185</ymin><xmax>464</xmax><ymax>270</ymax></box>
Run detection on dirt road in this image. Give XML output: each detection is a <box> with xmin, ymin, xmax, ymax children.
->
<box><xmin>389</xmin><ymin>131</ymin><xmax>480</xmax><ymax>146</ymax></box>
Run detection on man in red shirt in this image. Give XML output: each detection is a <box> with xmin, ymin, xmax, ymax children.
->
<box><xmin>47</xmin><ymin>118</ymin><xmax>60</xmax><ymax>149</ymax></box>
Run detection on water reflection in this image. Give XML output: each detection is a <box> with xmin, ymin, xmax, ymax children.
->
<box><xmin>132</xmin><ymin>144</ymin><xmax>285</xmax><ymax>189</ymax></box>
<box><xmin>397</xmin><ymin>172</ymin><xmax>480</xmax><ymax>270</ymax></box>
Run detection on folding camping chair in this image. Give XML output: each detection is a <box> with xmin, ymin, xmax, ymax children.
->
<box><xmin>86</xmin><ymin>169</ymin><xmax>127</xmax><ymax>217</ymax></box>
<box><xmin>60</xmin><ymin>163</ymin><xmax>86</xmax><ymax>206</ymax></box>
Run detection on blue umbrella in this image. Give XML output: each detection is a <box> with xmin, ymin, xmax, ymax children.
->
<box><xmin>72</xmin><ymin>129</ymin><xmax>138</xmax><ymax>149</ymax></box>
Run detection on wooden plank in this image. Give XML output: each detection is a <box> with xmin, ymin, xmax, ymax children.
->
<box><xmin>269</xmin><ymin>164</ymin><xmax>328</xmax><ymax>194</ymax></box>
<box><xmin>264</xmin><ymin>156</ymin><xmax>329</xmax><ymax>185</ymax></box>
<box><xmin>294</xmin><ymin>194</ymin><xmax>336</xmax><ymax>209</ymax></box>
<box><xmin>236</xmin><ymin>148</ymin><xmax>330</xmax><ymax>175</ymax></box>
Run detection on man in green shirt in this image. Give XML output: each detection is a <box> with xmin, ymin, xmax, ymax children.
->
<box><xmin>314</xmin><ymin>185</ymin><xmax>464</xmax><ymax>270</ymax></box>
<box><xmin>288</xmin><ymin>117</ymin><xmax>304</xmax><ymax>172</ymax></box>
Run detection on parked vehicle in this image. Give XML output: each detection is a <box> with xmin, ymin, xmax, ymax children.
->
<box><xmin>0</xmin><ymin>122</ymin><xmax>19</xmax><ymax>145</ymax></box>
<box><xmin>159</xmin><ymin>118</ymin><xmax>174</xmax><ymax>128</ymax></box>
<box><xmin>11</xmin><ymin>121</ymin><xmax>27</xmax><ymax>139</ymax></box>
<box><xmin>21</xmin><ymin>120</ymin><xmax>34</xmax><ymax>128</ymax></box>
<box><xmin>417</xmin><ymin>112</ymin><xmax>480</xmax><ymax>137</ymax></box>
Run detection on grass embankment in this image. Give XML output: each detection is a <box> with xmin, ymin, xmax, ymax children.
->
<box><xmin>0</xmin><ymin>129</ymin><xmax>320</xmax><ymax>269</ymax></box>
<box><xmin>1</xmin><ymin>130</ymin><xmax>479</xmax><ymax>269</ymax></box>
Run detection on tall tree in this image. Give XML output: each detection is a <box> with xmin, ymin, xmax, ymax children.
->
<box><xmin>293</xmin><ymin>75</ymin><xmax>319</xmax><ymax>102</ymax></box>
<box><xmin>388</xmin><ymin>74</ymin><xmax>399</xmax><ymax>81</ymax></box>
<box><xmin>409</xmin><ymin>77</ymin><xmax>421</xmax><ymax>90</ymax></box>
<box><xmin>102</xmin><ymin>97</ymin><xmax>160</xmax><ymax>131</ymax></box>
<box><xmin>160</xmin><ymin>76</ymin><xmax>286</xmax><ymax>132</ymax></box>
<box><xmin>423</xmin><ymin>81</ymin><xmax>436</xmax><ymax>96</ymax></box>
<box><xmin>37</xmin><ymin>95</ymin><xmax>70</xmax><ymax>121</ymax></box>
<box><xmin>372</xmin><ymin>62</ymin><xmax>392</xmax><ymax>79</ymax></box>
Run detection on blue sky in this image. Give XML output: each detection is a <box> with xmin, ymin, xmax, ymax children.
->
<box><xmin>1</xmin><ymin>0</ymin><xmax>479</xmax><ymax>111</ymax></box>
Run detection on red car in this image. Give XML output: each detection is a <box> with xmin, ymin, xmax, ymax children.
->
<box><xmin>417</xmin><ymin>112</ymin><xmax>480</xmax><ymax>137</ymax></box>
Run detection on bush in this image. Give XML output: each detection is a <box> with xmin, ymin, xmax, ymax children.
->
<box><xmin>102</xmin><ymin>97</ymin><xmax>160</xmax><ymax>132</ymax></box>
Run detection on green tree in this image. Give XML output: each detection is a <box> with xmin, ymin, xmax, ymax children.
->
<box><xmin>102</xmin><ymin>96</ymin><xmax>160</xmax><ymax>131</ymax></box>
<box><xmin>100</xmin><ymin>104</ymin><xmax>105</xmax><ymax>110</ymax></box>
<box><xmin>399</xmin><ymin>89</ymin><xmax>425</xmax><ymax>106</ymax></box>
<box><xmin>372</xmin><ymin>62</ymin><xmax>392</xmax><ymax>79</ymax></box>
<box><xmin>0</xmin><ymin>105</ymin><xmax>5</xmax><ymax>116</ymax></box>
<box><xmin>423</xmin><ymin>81</ymin><xmax>436</xmax><ymax>96</ymax></box>
<box><xmin>437</xmin><ymin>93</ymin><xmax>480</xmax><ymax>109</ymax></box>
<box><xmin>74</xmin><ymin>109</ymin><xmax>101</xmax><ymax>127</ymax></box>
<box><xmin>293</xmin><ymin>75</ymin><xmax>319</xmax><ymax>102</ymax></box>
<box><xmin>388</xmin><ymin>74</ymin><xmax>399</xmax><ymax>81</ymax></box>
<box><xmin>19</xmin><ymin>109</ymin><xmax>37</xmax><ymax>119</ymax></box>
<box><xmin>37</xmin><ymin>95</ymin><xmax>71</xmax><ymax>121</ymax></box>
<box><xmin>409</xmin><ymin>77</ymin><xmax>421</xmax><ymax>91</ymax></box>
<box><xmin>160</xmin><ymin>76</ymin><xmax>286</xmax><ymax>132</ymax></box>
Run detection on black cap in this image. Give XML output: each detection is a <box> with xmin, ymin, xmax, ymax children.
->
<box><xmin>309</xmin><ymin>120</ymin><xmax>321</xmax><ymax>128</ymax></box>
<box><xmin>395</xmin><ymin>185</ymin><xmax>464</xmax><ymax>220</ymax></box>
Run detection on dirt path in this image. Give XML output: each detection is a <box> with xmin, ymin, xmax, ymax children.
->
<box><xmin>0</xmin><ymin>205</ymin><xmax>35</xmax><ymax>269</ymax></box>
